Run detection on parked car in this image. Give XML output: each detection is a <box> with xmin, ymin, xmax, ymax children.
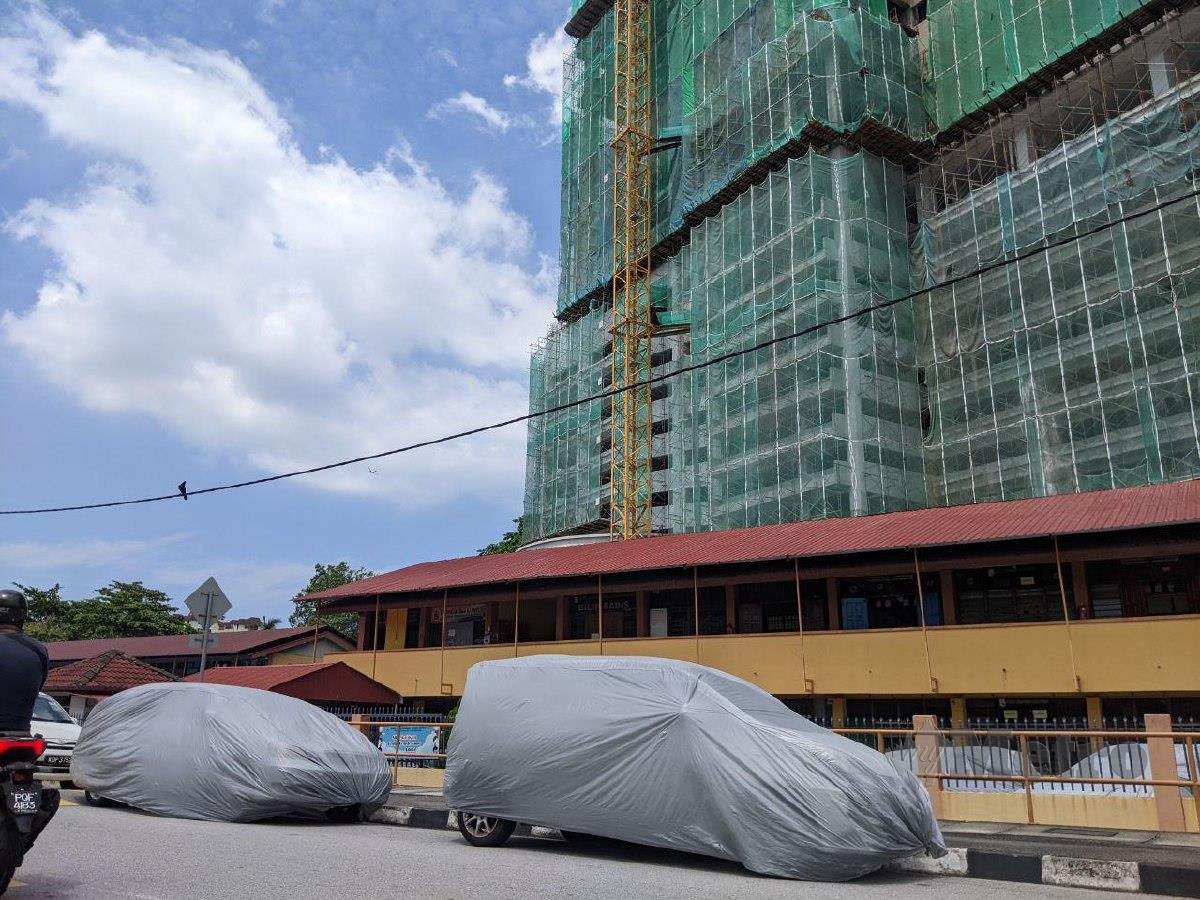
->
<box><xmin>445</xmin><ymin>656</ymin><xmax>946</xmax><ymax>881</ymax></box>
<box><xmin>70</xmin><ymin>683</ymin><xmax>392</xmax><ymax>822</ymax></box>
<box><xmin>31</xmin><ymin>694</ymin><xmax>81</xmax><ymax>783</ymax></box>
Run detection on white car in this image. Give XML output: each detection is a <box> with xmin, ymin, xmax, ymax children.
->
<box><xmin>32</xmin><ymin>694</ymin><xmax>82</xmax><ymax>781</ymax></box>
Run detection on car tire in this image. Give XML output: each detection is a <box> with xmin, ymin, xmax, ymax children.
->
<box><xmin>326</xmin><ymin>804</ymin><xmax>362</xmax><ymax>824</ymax></box>
<box><xmin>559</xmin><ymin>831</ymin><xmax>590</xmax><ymax>843</ymax></box>
<box><xmin>82</xmin><ymin>790</ymin><xmax>112</xmax><ymax>807</ymax></box>
<box><xmin>457</xmin><ymin>812</ymin><xmax>516</xmax><ymax>847</ymax></box>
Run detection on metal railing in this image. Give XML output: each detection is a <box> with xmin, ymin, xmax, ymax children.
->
<box><xmin>834</xmin><ymin>724</ymin><xmax>1200</xmax><ymax>829</ymax></box>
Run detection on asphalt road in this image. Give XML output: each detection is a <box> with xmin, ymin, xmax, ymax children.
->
<box><xmin>9</xmin><ymin>795</ymin><xmax>1122</xmax><ymax>900</ymax></box>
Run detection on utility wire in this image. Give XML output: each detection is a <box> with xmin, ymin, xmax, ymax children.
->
<box><xmin>4</xmin><ymin>185</ymin><xmax>1198</xmax><ymax>516</ymax></box>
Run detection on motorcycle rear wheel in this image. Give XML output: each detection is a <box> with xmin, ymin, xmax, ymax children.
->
<box><xmin>0</xmin><ymin>822</ymin><xmax>21</xmax><ymax>896</ymax></box>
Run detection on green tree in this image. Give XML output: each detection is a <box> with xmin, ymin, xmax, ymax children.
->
<box><xmin>289</xmin><ymin>562</ymin><xmax>374</xmax><ymax>639</ymax></box>
<box><xmin>13</xmin><ymin>580</ymin><xmax>191</xmax><ymax>641</ymax></box>
<box><xmin>477</xmin><ymin>518</ymin><xmax>522</xmax><ymax>555</ymax></box>
<box><xmin>63</xmin><ymin>581</ymin><xmax>192</xmax><ymax>640</ymax></box>
<box><xmin>260</xmin><ymin>617</ymin><xmax>281</xmax><ymax>629</ymax></box>
<box><xmin>13</xmin><ymin>583</ymin><xmax>72</xmax><ymax>642</ymax></box>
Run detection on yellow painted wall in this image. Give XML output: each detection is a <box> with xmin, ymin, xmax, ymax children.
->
<box><xmin>328</xmin><ymin>615</ymin><xmax>1200</xmax><ymax>699</ymax></box>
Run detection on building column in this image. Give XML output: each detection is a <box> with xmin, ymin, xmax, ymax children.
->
<box><xmin>913</xmin><ymin>714</ymin><xmax>944</xmax><ymax>818</ymax></box>
<box><xmin>831</xmin><ymin>697</ymin><xmax>847</xmax><ymax>728</ymax></box>
<box><xmin>1071</xmin><ymin>562</ymin><xmax>1091</xmax><ymax>619</ymax></box>
<box><xmin>555</xmin><ymin>597</ymin><xmax>565</xmax><ymax>641</ymax></box>
<box><xmin>1146</xmin><ymin>713</ymin><xmax>1185</xmax><ymax>831</ymax></box>
<box><xmin>636</xmin><ymin>591</ymin><xmax>648</xmax><ymax>637</ymax></box>
<box><xmin>418</xmin><ymin>606</ymin><xmax>428</xmax><ymax>648</ymax></box>
<box><xmin>725</xmin><ymin>584</ymin><xmax>736</xmax><ymax>633</ymax></box>
<box><xmin>356</xmin><ymin>614</ymin><xmax>370</xmax><ymax>650</ymax></box>
<box><xmin>1086</xmin><ymin>696</ymin><xmax>1103</xmax><ymax>730</ymax></box>
<box><xmin>950</xmin><ymin>696</ymin><xmax>967</xmax><ymax>747</ymax></box>
<box><xmin>940</xmin><ymin>570</ymin><xmax>957</xmax><ymax>625</ymax></box>
<box><xmin>825</xmin><ymin>578</ymin><xmax>840</xmax><ymax>631</ymax></box>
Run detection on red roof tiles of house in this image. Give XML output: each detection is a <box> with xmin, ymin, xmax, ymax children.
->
<box><xmin>184</xmin><ymin>662</ymin><xmax>400</xmax><ymax>705</ymax></box>
<box><xmin>45</xmin><ymin>626</ymin><xmax>354</xmax><ymax>664</ymax></box>
<box><xmin>43</xmin><ymin>650</ymin><xmax>177</xmax><ymax>696</ymax></box>
<box><xmin>304</xmin><ymin>479</ymin><xmax>1200</xmax><ymax>601</ymax></box>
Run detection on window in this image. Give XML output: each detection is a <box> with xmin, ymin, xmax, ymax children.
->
<box><xmin>955</xmin><ymin>565</ymin><xmax>1071</xmax><ymax>624</ymax></box>
<box><xmin>838</xmin><ymin>574</ymin><xmax>942</xmax><ymax>629</ymax></box>
<box><xmin>1085</xmin><ymin>555</ymin><xmax>1199</xmax><ymax>618</ymax></box>
<box><xmin>645</xmin><ymin>589</ymin><xmax>694</xmax><ymax>637</ymax></box>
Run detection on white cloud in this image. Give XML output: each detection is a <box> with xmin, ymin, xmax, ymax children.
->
<box><xmin>0</xmin><ymin>534</ymin><xmax>191</xmax><ymax>571</ymax></box>
<box><xmin>0</xmin><ymin>534</ymin><xmax>312</xmax><ymax>618</ymax></box>
<box><xmin>427</xmin><ymin>90</ymin><xmax>512</xmax><ymax>133</ymax></box>
<box><xmin>0</xmin><ymin>12</ymin><xmax>555</xmax><ymax>507</ymax></box>
<box><xmin>504</xmin><ymin>28</ymin><xmax>571</xmax><ymax>127</ymax></box>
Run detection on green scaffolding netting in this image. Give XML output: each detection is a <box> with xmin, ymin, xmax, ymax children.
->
<box><xmin>915</xmin><ymin>85</ymin><xmax>1200</xmax><ymax>506</ymax></box>
<box><xmin>926</xmin><ymin>0</ymin><xmax>1160</xmax><ymax>131</ymax></box>
<box><xmin>558</xmin><ymin>0</ymin><xmax>925</xmax><ymax>315</ymax></box>
<box><xmin>526</xmin><ymin>150</ymin><xmax>928</xmax><ymax>542</ymax></box>
<box><xmin>669</xmin><ymin>151</ymin><xmax>928</xmax><ymax>531</ymax></box>
<box><xmin>526</xmin><ymin>3</ymin><xmax>1200</xmax><ymax>543</ymax></box>
<box><xmin>523</xmin><ymin>307</ymin><xmax>610</xmax><ymax>541</ymax></box>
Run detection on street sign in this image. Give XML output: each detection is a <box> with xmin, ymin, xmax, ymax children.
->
<box><xmin>184</xmin><ymin>577</ymin><xmax>230</xmax><ymax>621</ymax></box>
<box><xmin>185</xmin><ymin>577</ymin><xmax>230</xmax><ymax>684</ymax></box>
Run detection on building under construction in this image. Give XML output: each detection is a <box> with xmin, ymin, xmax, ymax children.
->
<box><xmin>308</xmin><ymin>0</ymin><xmax>1200</xmax><ymax>802</ymax></box>
<box><xmin>522</xmin><ymin>0</ymin><xmax>1200</xmax><ymax>543</ymax></box>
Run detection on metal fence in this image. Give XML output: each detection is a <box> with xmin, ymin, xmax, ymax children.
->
<box><xmin>835</xmin><ymin>725</ymin><xmax>1200</xmax><ymax>820</ymax></box>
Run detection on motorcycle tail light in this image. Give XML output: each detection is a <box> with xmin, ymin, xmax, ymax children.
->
<box><xmin>0</xmin><ymin>738</ymin><xmax>47</xmax><ymax>758</ymax></box>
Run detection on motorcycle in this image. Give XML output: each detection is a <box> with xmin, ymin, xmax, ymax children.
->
<box><xmin>0</xmin><ymin>735</ymin><xmax>58</xmax><ymax>896</ymax></box>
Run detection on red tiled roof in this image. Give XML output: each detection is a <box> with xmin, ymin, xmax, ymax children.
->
<box><xmin>44</xmin><ymin>650</ymin><xmax>177</xmax><ymax>695</ymax></box>
<box><xmin>306</xmin><ymin>480</ymin><xmax>1200</xmax><ymax>601</ymax></box>
<box><xmin>46</xmin><ymin>626</ymin><xmax>354</xmax><ymax>663</ymax></box>
<box><xmin>184</xmin><ymin>662</ymin><xmax>400</xmax><ymax>704</ymax></box>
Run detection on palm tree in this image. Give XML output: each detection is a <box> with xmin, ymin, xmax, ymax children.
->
<box><xmin>260</xmin><ymin>617</ymin><xmax>281</xmax><ymax>629</ymax></box>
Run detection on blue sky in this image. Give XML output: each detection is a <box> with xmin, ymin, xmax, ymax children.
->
<box><xmin>0</xmin><ymin>1</ymin><xmax>569</xmax><ymax>621</ymax></box>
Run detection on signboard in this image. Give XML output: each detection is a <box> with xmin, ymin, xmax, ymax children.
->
<box><xmin>649</xmin><ymin>608</ymin><xmax>668</xmax><ymax>638</ymax></box>
<box><xmin>431</xmin><ymin>604</ymin><xmax>485</xmax><ymax>624</ymax></box>
<box><xmin>378</xmin><ymin>726</ymin><xmax>439</xmax><ymax>767</ymax></box>
<box><xmin>187</xmin><ymin>633</ymin><xmax>217</xmax><ymax>649</ymax></box>
<box><xmin>185</xmin><ymin>577</ymin><xmax>231</xmax><ymax>621</ymax></box>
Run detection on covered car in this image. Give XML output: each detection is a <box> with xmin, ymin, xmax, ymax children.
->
<box><xmin>444</xmin><ymin>656</ymin><xmax>945</xmax><ymax>881</ymax></box>
<box><xmin>70</xmin><ymin>682</ymin><xmax>391</xmax><ymax>822</ymax></box>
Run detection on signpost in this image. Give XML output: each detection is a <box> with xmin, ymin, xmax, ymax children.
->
<box><xmin>184</xmin><ymin>577</ymin><xmax>230</xmax><ymax>683</ymax></box>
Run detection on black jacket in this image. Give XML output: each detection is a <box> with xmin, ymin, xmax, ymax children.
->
<box><xmin>0</xmin><ymin>632</ymin><xmax>50</xmax><ymax>733</ymax></box>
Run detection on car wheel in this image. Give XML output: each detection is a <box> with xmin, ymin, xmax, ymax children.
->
<box><xmin>82</xmin><ymin>790</ymin><xmax>112</xmax><ymax>807</ymax></box>
<box><xmin>457</xmin><ymin>812</ymin><xmax>516</xmax><ymax>847</ymax></box>
<box><xmin>326</xmin><ymin>804</ymin><xmax>362</xmax><ymax>824</ymax></box>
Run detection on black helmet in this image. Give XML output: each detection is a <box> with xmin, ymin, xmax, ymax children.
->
<box><xmin>0</xmin><ymin>589</ymin><xmax>28</xmax><ymax>628</ymax></box>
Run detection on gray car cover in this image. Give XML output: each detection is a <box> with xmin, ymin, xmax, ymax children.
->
<box><xmin>445</xmin><ymin>655</ymin><xmax>945</xmax><ymax>880</ymax></box>
<box><xmin>70</xmin><ymin>682</ymin><xmax>391</xmax><ymax>822</ymax></box>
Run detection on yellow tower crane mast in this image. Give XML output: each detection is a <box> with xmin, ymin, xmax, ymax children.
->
<box><xmin>610</xmin><ymin>0</ymin><xmax>655</xmax><ymax>540</ymax></box>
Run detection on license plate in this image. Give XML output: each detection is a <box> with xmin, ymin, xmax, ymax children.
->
<box><xmin>9</xmin><ymin>789</ymin><xmax>39</xmax><ymax>815</ymax></box>
<box><xmin>42</xmin><ymin>756</ymin><xmax>70</xmax><ymax>767</ymax></box>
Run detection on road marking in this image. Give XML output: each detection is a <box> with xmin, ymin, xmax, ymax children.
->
<box><xmin>9</xmin><ymin>879</ymin><xmax>26</xmax><ymax>889</ymax></box>
<box><xmin>60</xmin><ymin>798</ymin><xmax>77</xmax><ymax>807</ymax></box>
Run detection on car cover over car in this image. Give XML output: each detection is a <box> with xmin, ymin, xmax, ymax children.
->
<box><xmin>445</xmin><ymin>655</ymin><xmax>946</xmax><ymax>880</ymax></box>
<box><xmin>70</xmin><ymin>682</ymin><xmax>392</xmax><ymax>822</ymax></box>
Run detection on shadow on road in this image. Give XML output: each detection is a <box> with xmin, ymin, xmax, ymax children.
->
<box><xmin>496</xmin><ymin>834</ymin><xmax>931</xmax><ymax>887</ymax></box>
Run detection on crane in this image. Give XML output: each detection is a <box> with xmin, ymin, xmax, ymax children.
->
<box><xmin>609</xmin><ymin>0</ymin><xmax>655</xmax><ymax>540</ymax></box>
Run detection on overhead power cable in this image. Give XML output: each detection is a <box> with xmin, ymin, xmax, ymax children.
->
<box><xmin>4</xmin><ymin>185</ymin><xmax>1198</xmax><ymax>516</ymax></box>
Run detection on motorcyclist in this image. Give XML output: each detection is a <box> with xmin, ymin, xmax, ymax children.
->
<box><xmin>0</xmin><ymin>590</ymin><xmax>49</xmax><ymax>735</ymax></box>
<box><xmin>0</xmin><ymin>588</ymin><xmax>59</xmax><ymax>845</ymax></box>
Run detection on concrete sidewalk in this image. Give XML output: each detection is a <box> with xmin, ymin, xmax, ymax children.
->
<box><xmin>381</xmin><ymin>787</ymin><xmax>1200</xmax><ymax>896</ymax></box>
